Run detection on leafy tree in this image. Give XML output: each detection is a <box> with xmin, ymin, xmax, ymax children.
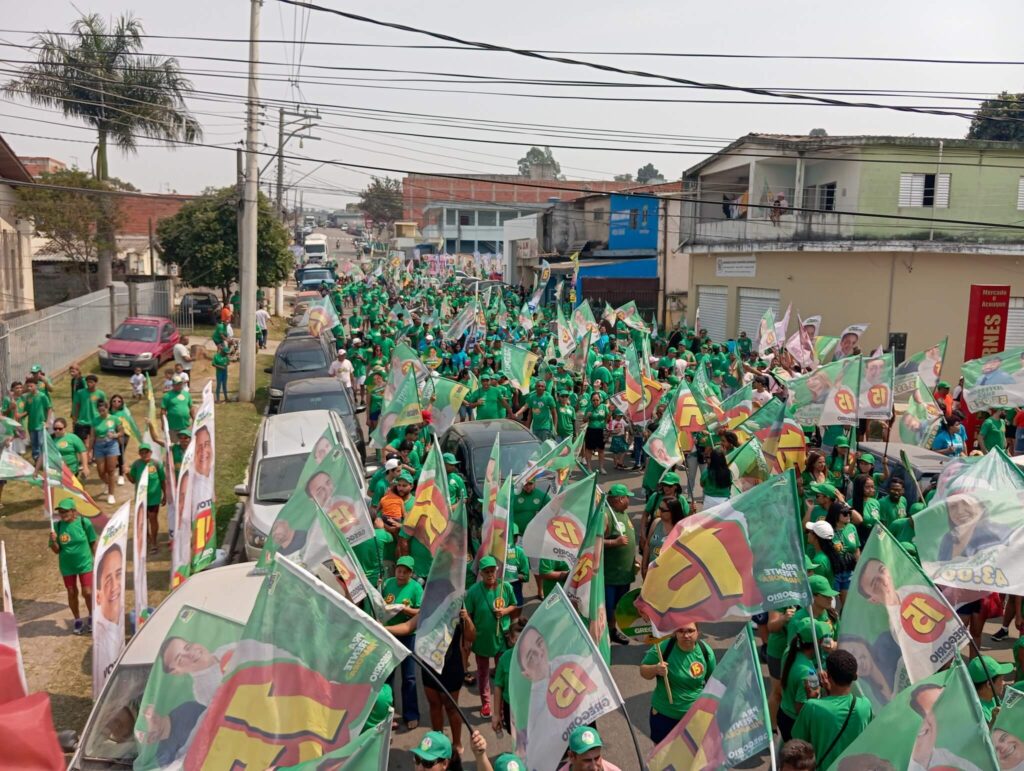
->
<box><xmin>15</xmin><ymin>169</ymin><xmax>122</xmax><ymax>292</ymax></box>
<box><xmin>967</xmin><ymin>92</ymin><xmax>1024</xmax><ymax>142</ymax></box>
<box><xmin>157</xmin><ymin>187</ymin><xmax>292</xmax><ymax>297</ymax></box>
<box><xmin>358</xmin><ymin>176</ymin><xmax>403</xmax><ymax>224</ymax></box>
<box><xmin>636</xmin><ymin>163</ymin><xmax>663</xmax><ymax>184</ymax></box>
<box><xmin>517</xmin><ymin>146</ymin><xmax>561</xmax><ymax>178</ymax></box>
<box><xmin>614</xmin><ymin>173</ymin><xmax>634</xmax><ymax>182</ymax></box>
<box><xmin>4</xmin><ymin>13</ymin><xmax>201</xmax><ymax>287</ymax></box>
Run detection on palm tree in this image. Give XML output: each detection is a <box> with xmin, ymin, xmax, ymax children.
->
<box><xmin>4</xmin><ymin>13</ymin><xmax>203</xmax><ymax>287</ymax></box>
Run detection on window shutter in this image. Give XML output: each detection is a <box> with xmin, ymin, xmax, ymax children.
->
<box><xmin>1016</xmin><ymin>178</ymin><xmax>1024</xmax><ymax>211</ymax></box>
<box><xmin>934</xmin><ymin>173</ymin><xmax>950</xmax><ymax>208</ymax></box>
<box><xmin>898</xmin><ymin>173</ymin><xmax>914</xmax><ymax>207</ymax></box>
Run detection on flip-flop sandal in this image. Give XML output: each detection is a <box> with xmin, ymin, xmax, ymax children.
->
<box><xmin>463</xmin><ymin>673</ymin><xmax>475</xmax><ymax>686</ymax></box>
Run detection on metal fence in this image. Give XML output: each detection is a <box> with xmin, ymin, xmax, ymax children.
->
<box><xmin>0</xmin><ymin>277</ymin><xmax>176</xmax><ymax>386</ymax></box>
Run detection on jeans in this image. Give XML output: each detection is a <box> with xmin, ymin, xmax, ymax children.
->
<box><xmin>605</xmin><ymin>583</ymin><xmax>631</xmax><ymax>627</ymax></box>
<box><xmin>215</xmin><ymin>368</ymin><xmax>228</xmax><ymax>401</ymax></box>
<box><xmin>534</xmin><ymin>428</ymin><xmax>553</xmax><ymax>442</ymax></box>
<box><xmin>1015</xmin><ymin>426</ymin><xmax>1024</xmax><ymax>454</ymax></box>
<box><xmin>392</xmin><ymin>634</ymin><xmax>420</xmax><ymax>723</ymax></box>
<box><xmin>257</xmin><ymin>328</ymin><xmax>267</xmax><ymax>349</ymax></box>
<box><xmin>511</xmin><ymin>581</ymin><xmax>524</xmax><ymax>607</ymax></box>
<box><xmin>632</xmin><ymin>435</ymin><xmax>645</xmax><ymax>468</ymax></box>
<box><xmin>29</xmin><ymin>428</ymin><xmax>43</xmax><ymax>460</ymax></box>
<box><xmin>475</xmin><ymin>653</ymin><xmax>495</xmax><ymax>709</ymax></box>
<box><xmin>649</xmin><ymin>709</ymin><xmax>678</xmax><ymax>744</ymax></box>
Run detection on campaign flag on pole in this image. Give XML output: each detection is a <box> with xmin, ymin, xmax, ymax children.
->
<box><xmin>913</xmin><ymin>488</ymin><xmax>1024</xmax><ymax>594</ymax></box>
<box><xmin>727</xmin><ymin>436</ymin><xmax>770</xmax><ymax>495</ymax></box>
<box><xmin>145</xmin><ymin>373</ymin><xmax>159</xmax><ymax>439</ymax></box>
<box><xmin>445</xmin><ymin>301</ymin><xmax>478</xmax><ymax>341</ymax></box>
<box><xmin>622</xmin><ymin>344</ymin><xmax>645</xmax><ymax>408</ymax></box>
<box><xmin>477</xmin><ymin>476</ymin><xmax>513</xmax><ymax>577</ymax></box>
<box><xmin>914</xmin><ymin>659</ymin><xmax>1000</xmax><ymax>770</ymax></box>
<box><xmin>405</xmin><ymin>441</ymin><xmax>452</xmax><ymax>556</ymax></box>
<box><xmin>501</xmin><ymin>343</ymin><xmax>539</xmax><ymax>395</ymax></box>
<box><xmin>814</xmin><ymin>335</ymin><xmax>838</xmax><ymax>364</ymax></box>
<box><xmin>508</xmin><ymin>586</ymin><xmax>624</xmax><ymax>771</ymax></box>
<box><xmin>833</xmin><ymin>323</ymin><xmax>869</xmax><ymax>361</ymax></box>
<box><xmin>774</xmin><ymin>303</ymin><xmax>791</xmax><ymax>347</ymax></box>
<box><xmin>787</xmin><ymin>357</ymin><xmax>860</xmax><ymax>427</ymax></box>
<box><xmin>184</xmin><ymin>556</ymin><xmax>408</xmax><ymax>769</ymax></box>
<box><xmin>370</xmin><ymin>369</ymin><xmax>420</xmax><ymax>448</ymax></box>
<box><xmin>416</xmin><ymin>498</ymin><xmax>468</xmax><ymax>674</ymax></box>
<box><xmin>427</xmin><ymin>376</ymin><xmax>469</xmax><ymax>436</ymax></box>
<box><xmin>132</xmin><ymin>465</ymin><xmax>149</xmax><ymax>628</ymax></box>
<box><xmin>963</xmin><ymin>346</ymin><xmax>1024</xmax><ymax>412</ymax></box>
<box><xmin>571</xmin><ymin>300</ymin><xmax>598</xmax><ymax>342</ymax></box>
<box><xmin>1</xmin><ymin>540</ymin><xmax>11</xmax><ymax>613</ymax></box>
<box><xmin>563</xmin><ymin>503</ymin><xmax>610</xmax><ymax>664</ymax></box>
<box><xmin>859</xmin><ymin>352</ymin><xmax>895</xmax><ymax>421</ymax></box>
<box><xmin>691</xmin><ymin>365</ymin><xmax>726</xmax><ymax>429</ymax></box>
<box><xmin>116</xmin><ymin>404</ymin><xmax>143</xmax><ymax>445</ymax></box>
<box><xmin>308</xmin><ymin>295</ymin><xmax>342</xmax><ymax>338</ymax></box>
<box><xmin>93</xmin><ymin>502</ymin><xmax>129</xmax><ymax>699</ymax></box>
<box><xmin>895</xmin><ymin>338</ymin><xmax>948</xmax><ymax>400</ymax></box>
<box><xmin>161</xmin><ymin>415</ymin><xmax>178</xmax><ymax>545</ymax></box>
<box><xmin>931</xmin><ymin>446</ymin><xmax>1024</xmax><ymax>501</ymax></box>
<box><xmin>838</xmin><ymin>527</ymin><xmax>969</xmax><ymax>713</ymax></box>
<box><xmin>33</xmin><ymin>432</ymin><xmax>101</xmax><ymax>521</ymax></box>
<box><xmin>188</xmin><ymin>381</ymin><xmax>216</xmax><ymax>575</ymax></box>
<box><xmin>556</xmin><ymin>304</ymin><xmax>575</xmax><ymax>358</ymax></box>
<box><xmin>518</xmin><ymin>302</ymin><xmax>535</xmax><ymax>334</ymax></box>
<box><xmin>896</xmin><ymin>375</ymin><xmax>944</xmax><ymax>448</ymax></box>
<box><xmin>636</xmin><ymin>470</ymin><xmax>809</xmax><ymax>631</ymax></box>
<box><xmin>734</xmin><ymin>396</ymin><xmax>786</xmax><ymax>442</ymax></box>
<box><xmin>278</xmin><ymin>710</ymin><xmax>393</xmax><ymax>771</ymax></box>
<box><xmin>565</xmin><ymin>332</ymin><xmax>591</xmax><ymax>377</ymax></box>
<box><xmin>760</xmin><ymin>400</ymin><xmax>807</xmax><ymax>475</ymax></box>
<box><xmin>391</xmin><ymin>343</ymin><xmax>432</xmax><ymax>393</ymax></box>
<box><xmin>0</xmin><ymin>449</ymin><xmax>34</xmax><ymax>480</ymax></box>
<box><xmin>521</xmin><ymin>474</ymin><xmax>597</xmax><ymax>570</ymax></box>
<box><xmin>669</xmin><ymin>379</ymin><xmax>708</xmax><ymax>434</ymax></box>
<box><xmin>785</xmin><ymin>314</ymin><xmax>817</xmax><ymax>370</ymax></box>
<box><xmin>756</xmin><ymin>307</ymin><xmax>778</xmax><ymax>355</ymax></box>
<box><xmin>719</xmin><ymin>383</ymin><xmax>755</xmax><ymax>430</ymax></box>
<box><xmin>644</xmin><ymin>408</ymin><xmax>685</xmax><ymax>469</ymax></box>
<box><xmin>132</xmin><ymin>606</ymin><xmax>244</xmax><ymax>770</ymax></box>
<box><xmin>647</xmin><ymin>624</ymin><xmax>771</xmax><ymax>771</ymax></box>
<box><xmin>515</xmin><ymin>431</ymin><xmax>584</xmax><ymax>490</ymax></box>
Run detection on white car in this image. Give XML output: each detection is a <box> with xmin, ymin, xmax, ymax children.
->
<box><xmin>235</xmin><ymin>409</ymin><xmax>364</xmax><ymax>561</ymax></box>
<box><xmin>68</xmin><ymin>563</ymin><xmax>264</xmax><ymax>770</ymax></box>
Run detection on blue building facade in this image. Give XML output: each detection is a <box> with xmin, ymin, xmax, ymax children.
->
<box><xmin>607</xmin><ymin>194</ymin><xmax>659</xmax><ymax>253</ymax></box>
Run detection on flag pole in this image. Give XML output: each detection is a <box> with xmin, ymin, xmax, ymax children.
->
<box><xmin>406</xmin><ymin>648</ymin><xmax>477</xmax><ymax>731</ymax></box>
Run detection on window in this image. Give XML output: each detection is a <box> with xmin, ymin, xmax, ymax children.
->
<box><xmin>445</xmin><ymin>209</ymin><xmax>456</xmax><ymax>226</ymax></box>
<box><xmin>641</xmin><ymin>206</ymin><xmax>649</xmax><ymax>227</ymax></box>
<box><xmin>458</xmin><ymin>211</ymin><xmax>475</xmax><ymax>227</ymax></box>
<box><xmin>458</xmin><ymin>240</ymin><xmax>475</xmax><ymax>254</ymax></box>
<box><xmin>499</xmin><ymin>211</ymin><xmax>518</xmax><ymax>223</ymax></box>
<box><xmin>477</xmin><ymin>210</ymin><xmax>497</xmax><ymax>227</ymax></box>
<box><xmin>1016</xmin><ymin>178</ymin><xmax>1024</xmax><ymax>211</ymax></box>
<box><xmin>445</xmin><ymin>239</ymin><xmax>457</xmax><ymax>253</ymax></box>
<box><xmin>898</xmin><ymin>173</ymin><xmax>950</xmax><ymax>208</ymax></box>
<box><xmin>819</xmin><ymin>182</ymin><xmax>837</xmax><ymax>212</ymax></box>
<box><xmin>478</xmin><ymin>240</ymin><xmax>497</xmax><ymax>254</ymax></box>
<box><xmin>593</xmin><ymin>208</ymin><xmax>605</xmax><ymax>221</ymax></box>
<box><xmin>629</xmin><ymin>209</ymin><xmax>639</xmax><ymax>228</ymax></box>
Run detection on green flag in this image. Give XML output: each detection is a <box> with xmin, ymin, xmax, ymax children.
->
<box><xmin>515</xmin><ymin>430</ymin><xmax>584</xmax><ymax>490</ymax></box>
<box><xmin>278</xmin><ymin>710</ymin><xmax>392</xmax><ymax>771</ymax></box>
<box><xmin>500</xmin><ymin>343</ymin><xmax>539</xmax><ymax>394</ymax></box>
<box><xmin>636</xmin><ymin>470</ymin><xmax>810</xmax><ymax>632</ymax></box>
<box><xmin>508</xmin><ymin>586</ymin><xmax>624</xmax><ymax>770</ymax></box>
<box><xmin>555</xmin><ymin>303</ymin><xmax>575</xmax><ymax>357</ymax></box>
<box><xmin>643</xmin><ymin>407</ymin><xmax>685</xmax><ymax>469</ymax></box>
<box><xmin>931</xmin><ymin>446</ymin><xmax>1024</xmax><ymax>500</ymax></box>
<box><xmin>308</xmin><ymin>295</ymin><xmax>342</xmax><ymax>338</ymax></box>
<box><xmin>415</xmin><ymin>497</ymin><xmax>468</xmax><ymax>674</ymax></box>
<box><xmin>719</xmin><ymin>383</ymin><xmax>755</xmax><ymax>429</ymax></box>
<box><xmin>564</xmin><ymin>500</ymin><xmax>610</xmax><ymax>664</ymax></box>
<box><xmin>0</xmin><ymin>448</ymin><xmax>35</xmax><ymax>480</ymax></box>
<box><xmin>133</xmin><ymin>606</ymin><xmax>244</xmax><ymax>769</ymax></box>
<box><xmin>859</xmin><ymin>352</ymin><xmax>894</xmax><ymax>420</ymax></box>
<box><xmin>838</xmin><ymin>526</ymin><xmax>969</xmax><ymax>713</ymax></box>
<box><xmin>570</xmin><ymin>300</ymin><xmax>597</xmax><ymax>342</ymax></box>
<box><xmin>963</xmin><ymin>346</ymin><xmax>1024</xmax><ymax>412</ymax></box>
<box><xmin>726</xmin><ymin>436</ymin><xmax>770</xmax><ymax>495</ymax></box>
<box><xmin>814</xmin><ymin>335</ymin><xmax>838</xmax><ymax>362</ymax></box>
<box><xmin>993</xmin><ymin>685</ymin><xmax>1024</xmax><ymax>769</ymax></box>
<box><xmin>427</xmin><ymin>376</ymin><xmax>469</xmax><ymax>435</ymax></box>
<box><xmin>370</xmin><ymin>369</ymin><xmax>420</xmax><ymax>448</ymax></box>
<box><xmin>184</xmin><ymin>556</ymin><xmax>408</xmax><ymax>768</ymax></box>
<box><xmin>896</xmin><ymin>374</ymin><xmax>944</xmax><ymax>448</ymax></box>
<box><xmin>521</xmin><ymin>474</ymin><xmax>596</xmax><ymax>571</ymax></box>
<box><xmin>647</xmin><ymin>625</ymin><xmax>770</xmax><ymax>771</ymax></box>
<box><xmin>787</xmin><ymin>357</ymin><xmax>861</xmax><ymax>427</ymax></box>
<box><xmin>691</xmin><ymin>364</ymin><xmax>726</xmax><ymax>429</ymax></box>
<box><xmin>895</xmin><ymin>338</ymin><xmax>947</xmax><ymax>400</ymax></box>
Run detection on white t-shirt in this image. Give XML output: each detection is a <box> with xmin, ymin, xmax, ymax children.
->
<box><xmin>172</xmin><ymin>343</ymin><xmax>192</xmax><ymax>370</ymax></box>
<box><xmin>254</xmin><ymin>309</ymin><xmax>271</xmax><ymax>331</ymax></box>
<box><xmin>329</xmin><ymin>358</ymin><xmax>354</xmax><ymax>387</ymax></box>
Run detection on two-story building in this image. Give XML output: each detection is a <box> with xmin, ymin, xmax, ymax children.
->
<box><xmin>678</xmin><ymin>133</ymin><xmax>1024</xmax><ymax>372</ymax></box>
<box><xmin>0</xmin><ymin>136</ymin><xmax>36</xmax><ymax>316</ymax></box>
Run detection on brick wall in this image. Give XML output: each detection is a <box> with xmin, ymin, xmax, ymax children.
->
<box><xmin>118</xmin><ymin>194</ymin><xmax>194</xmax><ymax>236</ymax></box>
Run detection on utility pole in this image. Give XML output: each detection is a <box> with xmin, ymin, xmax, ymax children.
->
<box><xmin>273</xmin><ymin>106</ymin><xmax>320</xmax><ymax>219</ymax></box>
<box><xmin>239</xmin><ymin>0</ymin><xmax>261</xmax><ymax>403</ymax></box>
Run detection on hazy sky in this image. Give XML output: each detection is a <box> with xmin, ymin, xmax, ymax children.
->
<box><xmin>4</xmin><ymin>0</ymin><xmax>1024</xmax><ymax>208</ymax></box>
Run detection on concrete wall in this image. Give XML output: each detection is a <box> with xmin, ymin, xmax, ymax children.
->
<box><xmin>503</xmin><ymin>214</ymin><xmax>542</xmax><ymax>286</ymax></box>
<box><xmin>0</xmin><ymin>184</ymin><xmax>34</xmax><ymax>315</ymax></box>
<box><xmin>687</xmin><ymin>245</ymin><xmax>1024</xmax><ymax>374</ymax></box>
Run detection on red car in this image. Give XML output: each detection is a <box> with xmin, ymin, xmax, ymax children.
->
<box><xmin>98</xmin><ymin>316</ymin><xmax>180</xmax><ymax>374</ymax></box>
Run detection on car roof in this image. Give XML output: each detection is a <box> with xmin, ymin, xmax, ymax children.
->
<box><xmin>120</xmin><ymin>315</ymin><xmax>170</xmax><ymax>325</ymax></box>
<box><xmin>262</xmin><ymin>409</ymin><xmax>339</xmax><ymax>457</ymax></box>
<box><xmin>119</xmin><ymin>563</ymin><xmax>263</xmax><ymax>665</ymax></box>
<box><xmin>445</xmin><ymin>419</ymin><xmax>537</xmax><ymax>446</ymax></box>
<box><xmin>283</xmin><ymin>377</ymin><xmax>345</xmax><ymax>394</ymax></box>
<box><xmin>859</xmin><ymin>441</ymin><xmax>949</xmax><ymax>475</ymax></box>
<box><xmin>277</xmin><ymin>335</ymin><xmax>324</xmax><ymax>350</ymax></box>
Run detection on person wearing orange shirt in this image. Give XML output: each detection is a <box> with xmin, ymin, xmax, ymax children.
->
<box><xmin>933</xmin><ymin>380</ymin><xmax>954</xmax><ymax>418</ymax></box>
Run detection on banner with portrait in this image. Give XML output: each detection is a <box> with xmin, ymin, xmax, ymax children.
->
<box><xmin>93</xmin><ymin>502</ymin><xmax>129</xmax><ymax>699</ymax></box>
<box><xmin>962</xmin><ymin>346</ymin><xmax>1024</xmax><ymax>412</ymax></box>
<box><xmin>858</xmin><ymin>352</ymin><xmax>894</xmax><ymax>421</ymax></box>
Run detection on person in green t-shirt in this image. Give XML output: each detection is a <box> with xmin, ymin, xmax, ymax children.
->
<box><xmin>582</xmin><ymin>392</ymin><xmax>609</xmax><ymax>474</ymax></box>
<box><xmin>160</xmin><ymin>378</ymin><xmax>194</xmax><ymax>439</ymax></box>
<box><xmin>171</xmin><ymin>428</ymin><xmax>191</xmax><ymax>470</ymax></box>
<box><xmin>516</xmin><ymin>381</ymin><xmax>557</xmax><ymax>441</ymax></box>
<box><xmin>48</xmin><ymin>497</ymin><xmax>97</xmax><ymax>635</ymax></box>
<box><xmin>381</xmin><ymin>555</ymin><xmax>423</xmax><ymax>728</ymax></box>
<box><xmin>466</xmin><ymin>375</ymin><xmax>509</xmax><ymax>420</ymax></box>
<box><xmin>71</xmin><ymin>375</ymin><xmax>106</xmax><ymax>441</ymax></box>
<box><xmin>968</xmin><ymin>654</ymin><xmax>1013</xmax><ymax>726</ymax></box>
<box><xmin>639</xmin><ymin>623</ymin><xmax>717</xmax><ymax>743</ymax></box>
<box><xmin>23</xmin><ymin>380</ymin><xmax>52</xmax><ymax>460</ymax></box>
<box><xmin>52</xmin><ymin>419</ymin><xmax>88</xmax><ymax>477</ymax></box>
<box><xmin>91</xmin><ymin>399</ymin><xmax>123</xmax><ymax>504</ymax></box>
<box><xmin>604</xmin><ymin>484</ymin><xmax>637</xmax><ymax>645</ymax></box>
<box><xmin>980</xmin><ymin>408</ymin><xmax>1007</xmax><ymax>453</ymax></box>
<box><xmin>536</xmin><ymin>558</ymin><xmax>570</xmax><ymax>599</ymax></box>
<box><xmin>212</xmin><ymin>346</ymin><xmax>230</xmax><ymax>403</ymax></box>
<box><xmin>555</xmin><ymin>390</ymin><xmax>576</xmax><ymax>439</ymax></box>
<box><xmin>442</xmin><ymin>453</ymin><xmax>468</xmax><ymax>505</ymax></box>
<box><xmin>877</xmin><ymin>478</ymin><xmax>907</xmax><ymax>529</ymax></box>
<box><xmin>778</xmin><ymin>617</ymin><xmax>827</xmax><ymax>741</ymax></box>
<box><xmin>463</xmin><ymin>555</ymin><xmax>518</xmax><ymax>719</ymax></box>
<box><xmin>791</xmin><ymin>649</ymin><xmax>874</xmax><ymax>768</ymax></box>
<box><xmin>128</xmin><ymin>444</ymin><xmax>166</xmax><ymax>554</ymax></box>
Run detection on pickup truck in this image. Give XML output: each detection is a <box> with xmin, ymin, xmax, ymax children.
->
<box><xmin>294</xmin><ymin>265</ymin><xmax>337</xmax><ymax>292</ymax></box>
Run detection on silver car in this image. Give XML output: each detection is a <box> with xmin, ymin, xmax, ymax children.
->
<box><xmin>234</xmin><ymin>409</ymin><xmax>364</xmax><ymax>561</ymax></box>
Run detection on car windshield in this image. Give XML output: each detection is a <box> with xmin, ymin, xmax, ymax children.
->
<box><xmin>112</xmin><ymin>323</ymin><xmax>158</xmax><ymax>342</ymax></box>
<box><xmin>302</xmin><ymin>270</ymin><xmax>332</xmax><ymax>282</ymax></box>
<box><xmin>256</xmin><ymin>453</ymin><xmax>309</xmax><ymax>503</ymax></box>
<box><xmin>277</xmin><ymin>346</ymin><xmax>328</xmax><ymax>373</ymax></box>
<box><xmin>305</xmin><ymin>244</ymin><xmax>327</xmax><ymax>255</ymax></box>
<box><xmin>81</xmin><ymin>663</ymin><xmax>151</xmax><ymax>763</ymax></box>
<box><xmin>280</xmin><ymin>390</ymin><xmax>352</xmax><ymax>416</ymax></box>
<box><xmin>470</xmin><ymin>441</ymin><xmax>539</xmax><ymax>488</ymax></box>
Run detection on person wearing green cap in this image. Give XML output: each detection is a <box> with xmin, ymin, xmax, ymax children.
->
<box><xmin>969</xmin><ymin>655</ymin><xmax>1014</xmax><ymax>724</ymax></box>
<box><xmin>826</xmin><ymin>435</ymin><xmax>853</xmax><ymax>488</ymax></box>
<box><xmin>493</xmin><ymin>752</ymin><xmax>526</xmax><ymax>771</ymax></box>
<box><xmin>791</xmin><ymin>649</ymin><xmax>873</xmax><ymax>768</ymax></box>
<box><xmin>442</xmin><ymin>453</ymin><xmax>467</xmax><ymax>505</ymax></box>
<box><xmin>408</xmin><ymin>728</ymin><xmax>493</xmax><ymax>770</ymax></box>
<box><xmin>464</xmin><ymin>554</ymin><xmax>518</xmax><ymax>719</ymax></box>
<box><xmin>48</xmin><ymin>497</ymin><xmax>97</xmax><ymax>635</ymax></box>
<box><xmin>582</xmin><ymin>392</ymin><xmax>609</xmax><ymax>474</ymax></box>
<box><xmin>128</xmin><ymin>444</ymin><xmax>166</xmax><ymax>554</ymax></box>
<box><xmin>778</xmin><ymin>617</ymin><xmax>826</xmax><ymax>741</ymax></box>
<box><xmin>787</xmin><ymin>573</ymin><xmax>839</xmax><ymax>651</ymax></box>
<box><xmin>511</xmin><ymin>478</ymin><xmax>550</xmax><ymax>546</ymax></box>
<box><xmin>640</xmin><ymin>621</ymin><xmax>716</xmax><ymax>742</ymax></box>
<box><xmin>700</xmin><ymin>448</ymin><xmax>733</xmax><ymax>507</ymax></box>
<box><xmin>170</xmin><ymin>429</ymin><xmax>191</xmax><ymax>470</ymax></box>
<box><xmin>641</xmin><ymin>473</ymin><xmax>686</xmax><ymax>547</ymax></box>
<box><xmin>560</xmin><ymin>725</ymin><xmax>622</xmax><ymax>771</ymax></box>
<box><xmin>604</xmin><ymin>483</ymin><xmax>636</xmax><ymax>645</ymax></box>
<box><xmin>382</xmin><ymin>555</ymin><xmax>423</xmax><ymax>729</ymax></box>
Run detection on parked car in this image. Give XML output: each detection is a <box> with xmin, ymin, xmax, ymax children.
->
<box><xmin>68</xmin><ymin>562</ymin><xmax>264</xmax><ymax>770</ymax></box>
<box><xmin>858</xmin><ymin>441</ymin><xmax>948</xmax><ymax>506</ymax></box>
<box><xmin>440</xmin><ymin>419</ymin><xmax>542</xmax><ymax>522</ymax></box>
<box><xmin>279</xmin><ymin>377</ymin><xmax>367</xmax><ymax>463</ymax></box>
<box><xmin>235</xmin><ymin>409</ymin><xmax>361</xmax><ymax>561</ymax></box>
<box><xmin>265</xmin><ymin>333</ymin><xmax>334</xmax><ymax>413</ymax></box>
<box><xmin>177</xmin><ymin>290</ymin><xmax>220</xmax><ymax>325</ymax></box>
<box><xmin>97</xmin><ymin>316</ymin><xmax>180</xmax><ymax>374</ymax></box>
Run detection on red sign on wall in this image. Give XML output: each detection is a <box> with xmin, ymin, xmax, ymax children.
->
<box><xmin>964</xmin><ymin>284</ymin><xmax>1010</xmax><ymax>362</ymax></box>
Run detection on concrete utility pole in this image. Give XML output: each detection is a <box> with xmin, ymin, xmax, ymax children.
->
<box><xmin>239</xmin><ymin>0</ymin><xmax>261</xmax><ymax>403</ymax></box>
<box><xmin>274</xmin><ymin>107</ymin><xmax>320</xmax><ymax>219</ymax></box>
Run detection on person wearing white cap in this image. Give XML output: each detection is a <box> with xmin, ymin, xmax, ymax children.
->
<box><xmin>328</xmin><ymin>348</ymin><xmax>355</xmax><ymax>405</ymax></box>
<box><xmin>349</xmin><ymin>337</ymin><xmax>367</xmax><ymax>406</ymax></box>
<box><xmin>804</xmin><ymin>520</ymin><xmax>838</xmax><ymax>592</ymax></box>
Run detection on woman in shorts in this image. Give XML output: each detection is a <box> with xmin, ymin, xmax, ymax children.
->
<box><xmin>90</xmin><ymin>399</ymin><xmax>123</xmax><ymax>505</ymax></box>
<box><xmin>582</xmin><ymin>391</ymin><xmax>609</xmax><ymax>475</ymax></box>
<box><xmin>48</xmin><ymin>497</ymin><xmax>96</xmax><ymax>634</ymax></box>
